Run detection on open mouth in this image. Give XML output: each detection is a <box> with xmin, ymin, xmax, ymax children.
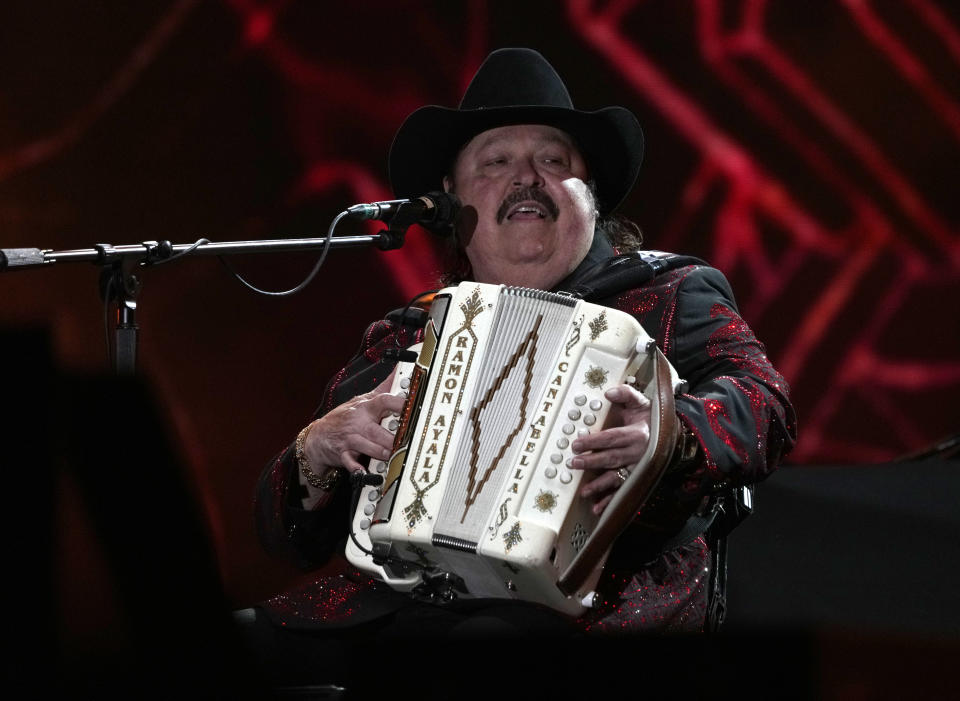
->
<box><xmin>506</xmin><ymin>202</ymin><xmax>549</xmax><ymax>220</ymax></box>
<box><xmin>496</xmin><ymin>187</ymin><xmax>559</xmax><ymax>223</ymax></box>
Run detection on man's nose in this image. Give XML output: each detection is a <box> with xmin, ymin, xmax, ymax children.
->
<box><xmin>511</xmin><ymin>157</ymin><xmax>545</xmax><ymax>188</ymax></box>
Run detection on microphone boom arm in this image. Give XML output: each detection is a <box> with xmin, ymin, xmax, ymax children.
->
<box><xmin>0</xmin><ymin>233</ymin><xmax>398</xmax><ymax>272</ymax></box>
<box><xmin>0</xmin><ymin>208</ymin><xmax>421</xmax><ymax>375</ymax></box>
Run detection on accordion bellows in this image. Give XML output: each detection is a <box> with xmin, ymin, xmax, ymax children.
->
<box><xmin>346</xmin><ymin>283</ymin><xmax>682</xmax><ymax>615</ymax></box>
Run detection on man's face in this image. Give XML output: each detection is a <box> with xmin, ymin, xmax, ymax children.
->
<box><xmin>445</xmin><ymin>124</ymin><xmax>596</xmax><ymax>290</ymax></box>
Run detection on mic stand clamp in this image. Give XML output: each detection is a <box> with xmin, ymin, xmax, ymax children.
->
<box><xmin>375</xmin><ymin>228</ymin><xmax>406</xmax><ymax>251</ymax></box>
<box><xmin>375</xmin><ymin>201</ymin><xmax>428</xmax><ymax>251</ymax></box>
<box><xmin>97</xmin><ymin>246</ymin><xmax>142</xmax><ymax>376</ymax></box>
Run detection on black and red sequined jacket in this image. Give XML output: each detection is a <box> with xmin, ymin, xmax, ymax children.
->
<box><xmin>254</xmin><ymin>249</ymin><xmax>796</xmax><ymax>633</ymax></box>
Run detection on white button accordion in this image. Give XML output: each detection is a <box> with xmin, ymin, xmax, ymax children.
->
<box><xmin>346</xmin><ymin>283</ymin><xmax>684</xmax><ymax>615</ymax></box>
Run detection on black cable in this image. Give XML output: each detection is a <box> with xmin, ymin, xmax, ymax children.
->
<box><xmin>216</xmin><ymin>212</ymin><xmax>344</xmax><ymax>297</ymax></box>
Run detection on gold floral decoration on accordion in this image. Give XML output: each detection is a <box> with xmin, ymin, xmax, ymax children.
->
<box><xmin>403</xmin><ymin>491</ymin><xmax>429</xmax><ymax>531</ymax></box>
<box><xmin>588</xmin><ymin>310</ymin><xmax>608</xmax><ymax>341</ymax></box>
<box><xmin>459</xmin><ymin>286</ymin><xmax>485</xmax><ymax>327</ymax></box>
<box><xmin>503</xmin><ymin>522</ymin><xmax>523</xmax><ymax>552</ymax></box>
<box><xmin>584</xmin><ymin>365</ymin><xmax>609</xmax><ymax>389</ymax></box>
<box><xmin>533</xmin><ymin>490</ymin><xmax>558</xmax><ymax>514</ymax></box>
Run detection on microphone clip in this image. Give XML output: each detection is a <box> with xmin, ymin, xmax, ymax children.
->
<box><xmin>376</xmin><ymin>227</ymin><xmax>407</xmax><ymax>251</ymax></box>
<box><xmin>375</xmin><ymin>200</ymin><xmax>429</xmax><ymax>250</ymax></box>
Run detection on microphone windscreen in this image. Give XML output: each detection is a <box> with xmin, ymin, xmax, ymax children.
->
<box><xmin>421</xmin><ymin>192</ymin><xmax>461</xmax><ymax>235</ymax></box>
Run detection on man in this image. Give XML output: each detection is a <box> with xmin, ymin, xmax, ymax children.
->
<box><xmin>249</xmin><ymin>48</ymin><xmax>795</xmax><ymax>660</ymax></box>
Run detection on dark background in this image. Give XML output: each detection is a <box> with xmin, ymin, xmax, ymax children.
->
<box><xmin>2</xmin><ymin>0</ymin><xmax>958</xmax><ymax>694</ymax></box>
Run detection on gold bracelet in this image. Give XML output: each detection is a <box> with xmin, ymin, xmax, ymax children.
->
<box><xmin>295</xmin><ymin>421</ymin><xmax>341</xmax><ymax>491</ymax></box>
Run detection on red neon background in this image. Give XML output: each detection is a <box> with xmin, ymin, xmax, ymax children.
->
<box><xmin>1</xmin><ymin>0</ymin><xmax>957</xmax><ymax>631</ymax></box>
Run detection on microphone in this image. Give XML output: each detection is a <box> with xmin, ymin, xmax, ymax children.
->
<box><xmin>346</xmin><ymin>192</ymin><xmax>460</xmax><ymax>233</ymax></box>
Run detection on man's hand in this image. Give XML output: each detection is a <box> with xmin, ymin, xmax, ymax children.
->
<box><xmin>570</xmin><ymin>384</ymin><xmax>652</xmax><ymax>515</ymax></box>
<box><xmin>304</xmin><ymin>374</ymin><xmax>406</xmax><ymax>474</ymax></box>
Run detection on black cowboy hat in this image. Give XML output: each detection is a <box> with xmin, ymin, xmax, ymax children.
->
<box><xmin>388</xmin><ymin>48</ymin><xmax>644</xmax><ymax>216</ymax></box>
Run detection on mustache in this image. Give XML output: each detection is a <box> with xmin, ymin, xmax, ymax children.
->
<box><xmin>495</xmin><ymin>187</ymin><xmax>560</xmax><ymax>224</ymax></box>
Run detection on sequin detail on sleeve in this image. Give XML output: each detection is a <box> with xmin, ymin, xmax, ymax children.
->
<box><xmin>266</xmin><ymin>454</ymin><xmax>289</xmax><ymax>541</ymax></box>
<box><xmin>675</xmin><ymin>299</ymin><xmax>795</xmax><ymax>486</ymax></box>
<box><xmin>614</xmin><ymin>267</ymin><xmax>695</xmax><ymax>355</ymax></box>
<box><xmin>705</xmin><ymin>396</ymin><xmax>748</xmax><ymax>466</ymax></box>
<box><xmin>707</xmin><ymin>303</ymin><xmax>788</xmax><ymax>393</ymax></box>
<box><xmin>320</xmin><ymin>366</ymin><xmax>349</xmax><ymax>414</ymax></box>
<box><xmin>615</xmin><ymin>288</ymin><xmax>660</xmax><ymax>317</ymax></box>
<box><xmin>362</xmin><ymin>320</ymin><xmax>397</xmax><ymax>363</ymax></box>
<box><xmin>261</xmin><ymin>574</ymin><xmax>377</xmax><ymax>626</ymax></box>
<box><xmin>579</xmin><ymin>537</ymin><xmax>710</xmax><ymax>634</ymax></box>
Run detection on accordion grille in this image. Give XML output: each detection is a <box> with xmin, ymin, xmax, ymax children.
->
<box><xmin>433</xmin><ymin>287</ymin><xmax>577</xmax><ymax>546</ymax></box>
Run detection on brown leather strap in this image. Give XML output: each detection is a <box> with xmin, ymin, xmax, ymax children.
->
<box><xmin>557</xmin><ymin>346</ymin><xmax>680</xmax><ymax>595</ymax></box>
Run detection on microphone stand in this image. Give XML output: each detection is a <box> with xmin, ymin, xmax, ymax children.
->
<box><xmin>0</xmin><ymin>216</ymin><xmax>411</xmax><ymax>376</ymax></box>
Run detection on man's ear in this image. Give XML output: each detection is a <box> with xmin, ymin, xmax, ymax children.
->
<box><xmin>442</xmin><ymin>176</ymin><xmax>453</xmax><ymax>193</ymax></box>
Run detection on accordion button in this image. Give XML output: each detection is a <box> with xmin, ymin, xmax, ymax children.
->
<box><xmin>388</xmin><ymin>419</ymin><xmax>399</xmax><ymax>431</ymax></box>
<box><xmin>567</xmin><ymin>408</ymin><xmax>581</xmax><ymax>421</ymax></box>
<box><xmin>589</xmin><ymin>399</ymin><xmax>603</xmax><ymax>411</ymax></box>
<box><xmin>562</xmin><ymin>423</ymin><xmax>576</xmax><ymax>435</ymax></box>
<box><xmin>556</xmin><ymin>437</ymin><xmax>569</xmax><ymax>449</ymax></box>
<box><xmin>560</xmin><ymin>471</ymin><xmax>573</xmax><ymax>484</ymax></box>
<box><xmin>367</xmin><ymin>490</ymin><xmax>379</xmax><ymax>501</ymax></box>
<box><xmin>583</xmin><ymin>414</ymin><xmax>596</xmax><ymax>426</ymax></box>
<box><xmin>400</xmin><ymin>377</ymin><xmax>410</xmax><ymax>389</ymax></box>
<box><xmin>574</xmin><ymin>394</ymin><xmax>587</xmax><ymax>406</ymax></box>
<box><xmin>578</xmin><ymin>429</ymin><xmax>590</xmax><ymax>437</ymax></box>
<box><xmin>360</xmin><ymin>518</ymin><xmax>371</xmax><ymax>530</ymax></box>
<box><xmin>376</xmin><ymin>462</ymin><xmax>387</xmax><ymax>473</ymax></box>
<box><xmin>550</xmin><ymin>453</ymin><xmax>563</xmax><ymax>464</ymax></box>
<box><xmin>545</xmin><ymin>466</ymin><xmax>558</xmax><ymax>479</ymax></box>
<box><xmin>363</xmin><ymin>504</ymin><xmax>375</xmax><ymax>515</ymax></box>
